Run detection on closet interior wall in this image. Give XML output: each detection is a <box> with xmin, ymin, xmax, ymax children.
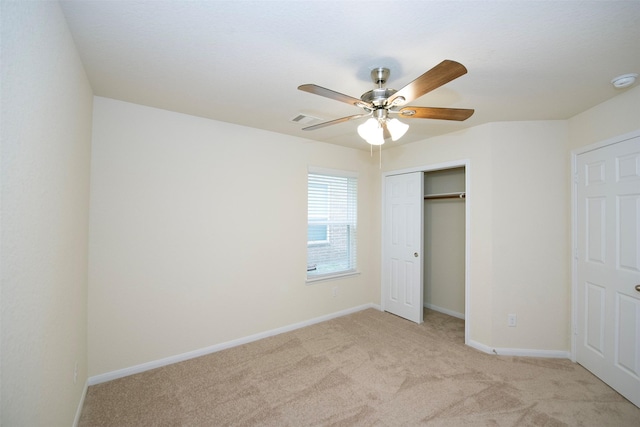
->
<box><xmin>423</xmin><ymin>167</ymin><xmax>466</xmax><ymax>319</ymax></box>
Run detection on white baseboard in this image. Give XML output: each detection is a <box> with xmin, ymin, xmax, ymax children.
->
<box><xmin>73</xmin><ymin>380</ymin><xmax>88</xmax><ymax>427</ymax></box>
<box><xmin>424</xmin><ymin>303</ymin><xmax>465</xmax><ymax>319</ymax></box>
<box><xmin>87</xmin><ymin>304</ymin><xmax>569</xmax><ymax>388</ymax></box>
<box><xmin>88</xmin><ymin>303</ymin><xmax>381</xmax><ymax>386</ymax></box>
<box><xmin>467</xmin><ymin>339</ymin><xmax>571</xmax><ymax>359</ymax></box>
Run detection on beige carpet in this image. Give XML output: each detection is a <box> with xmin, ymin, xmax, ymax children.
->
<box><xmin>79</xmin><ymin>308</ymin><xmax>640</xmax><ymax>426</ymax></box>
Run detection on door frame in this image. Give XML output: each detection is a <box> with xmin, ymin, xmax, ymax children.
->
<box><xmin>570</xmin><ymin>128</ymin><xmax>640</xmax><ymax>362</ymax></box>
<box><xmin>382</xmin><ymin>159</ymin><xmax>471</xmax><ymax>345</ymax></box>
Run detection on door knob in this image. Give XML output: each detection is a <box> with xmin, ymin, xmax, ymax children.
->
<box><xmin>414</xmin><ymin>252</ymin><xmax>419</xmax><ymax>257</ymax></box>
<box><xmin>636</xmin><ymin>285</ymin><xmax>640</xmax><ymax>292</ymax></box>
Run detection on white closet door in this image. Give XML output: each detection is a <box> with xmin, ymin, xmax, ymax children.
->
<box><xmin>576</xmin><ymin>135</ymin><xmax>640</xmax><ymax>407</ymax></box>
<box><xmin>382</xmin><ymin>172</ymin><xmax>423</xmax><ymax>324</ymax></box>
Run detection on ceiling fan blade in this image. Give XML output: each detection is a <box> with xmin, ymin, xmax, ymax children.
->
<box><xmin>302</xmin><ymin>114</ymin><xmax>369</xmax><ymax>131</ymax></box>
<box><xmin>398</xmin><ymin>106</ymin><xmax>475</xmax><ymax>121</ymax></box>
<box><xmin>387</xmin><ymin>60</ymin><xmax>468</xmax><ymax>106</ymax></box>
<box><xmin>298</xmin><ymin>84</ymin><xmax>371</xmax><ymax>109</ymax></box>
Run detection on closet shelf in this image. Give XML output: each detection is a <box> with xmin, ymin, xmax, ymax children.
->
<box><xmin>423</xmin><ymin>192</ymin><xmax>465</xmax><ymax>200</ymax></box>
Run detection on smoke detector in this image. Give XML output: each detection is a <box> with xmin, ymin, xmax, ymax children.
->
<box><xmin>611</xmin><ymin>73</ymin><xmax>638</xmax><ymax>89</ymax></box>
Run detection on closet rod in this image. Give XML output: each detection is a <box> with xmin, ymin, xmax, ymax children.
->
<box><xmin>423</xmin><ymin>192</ymin><xmax>466</xmax><ymax>200</ymax></box>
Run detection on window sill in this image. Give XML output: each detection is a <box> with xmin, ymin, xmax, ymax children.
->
<box><xmin>306</xmin><ymin>270</ymin><xmax>360</xmax><ymax>284</ymax></box>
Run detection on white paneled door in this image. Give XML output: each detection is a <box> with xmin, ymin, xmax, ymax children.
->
<box><xmin>382</xmin><ymin>172</ymin><xmax>423</xmax><ymax>324</ymax></box>
<box><xmin>576</xmin><ymin>135</ymin><xmax>640</xmax><ymax>408</ymax></box>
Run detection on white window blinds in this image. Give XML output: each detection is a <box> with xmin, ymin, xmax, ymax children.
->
<box><xmin>307</xmin><ymin>168</ymin><xmax>358</xmax><ymax>280</ymax></box>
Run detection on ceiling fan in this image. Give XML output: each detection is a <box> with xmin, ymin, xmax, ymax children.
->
<box><xmin>298</xmin><ymin>60</ymin><xmax>474</xmax><ymax>145</ymax></box>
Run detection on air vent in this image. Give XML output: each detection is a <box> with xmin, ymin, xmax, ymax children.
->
<box><xmin>290</xmin><ymin>113</ymin><xmax>322</xmax><ymax>125</ymax></box>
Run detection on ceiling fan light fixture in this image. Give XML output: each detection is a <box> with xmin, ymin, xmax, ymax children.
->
<box><xmin>357</xmin><ymin>118</ymin><xmax>385</xmax><ymax>145</ymax></box>
<box><xmin>386</xmin><ymin>118</ymin><xmax>409</xmax><ymax>141</ymax></box>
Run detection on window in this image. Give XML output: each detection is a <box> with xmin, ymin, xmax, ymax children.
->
<box><xmin>307</xmin><ymin>168</ymin><xmax>358</xmax><ymax>281</ymax></box>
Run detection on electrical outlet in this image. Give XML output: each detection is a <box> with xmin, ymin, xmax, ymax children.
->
<box><xmin>332</xmin><ymin>286</ymin><xmax>338</xmax><ymax>298</ymax></box>
<box><xmin>74</xmin><ymin>362</ymin><xmax>78</xmax><ymax>384</ymax></box>
<box><xmin>507</xmin><ymin>314</ymin><xmax>517</xmax><ymax>327</ymax></box>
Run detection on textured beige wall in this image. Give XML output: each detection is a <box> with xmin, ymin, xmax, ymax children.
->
<box><xmin>88</xmin><ymin>97</ymin><xmax>380</xmax><ymax>376</ymax></box>
<box><xmin>489</xmin><ymin>121</ymin><xmax>569</xmax><ymax>350</ymax></box>
<box><xmin>1</xmin><ymin>2</ymin><xmax>93</xmax><ymax>425</ymax></box>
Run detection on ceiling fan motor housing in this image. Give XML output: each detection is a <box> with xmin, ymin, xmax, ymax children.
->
<box><xmin>361</xmin><ymin>88</ymin><xmax>397</xmax><ymax>107</ymax></box>
<box><xmin>360</xmin><ymin>68</ymin><xmax>396</xmax><ymax>107</ymax></box>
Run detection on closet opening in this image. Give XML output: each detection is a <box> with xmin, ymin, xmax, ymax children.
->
<box><xmin>423</xmin><ymin>167</ymin><xmax>466</xmax><ymax>321</ymax></box>
<box><xmin>381</xmin><ymin>160</ymin><xmax>470</xmax><ymax>344</ymax></box>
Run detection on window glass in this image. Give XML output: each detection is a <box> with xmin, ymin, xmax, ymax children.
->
<box><xmin>307</xmin><ymin>169</ymin><xmax>357</xmax><ymax>280</ymax></box>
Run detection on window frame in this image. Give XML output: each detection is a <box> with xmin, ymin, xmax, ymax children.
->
<box><xmin>306</xmin><ymin>166</ymin><xmax>359</xmax><ymax>283</ymax></box>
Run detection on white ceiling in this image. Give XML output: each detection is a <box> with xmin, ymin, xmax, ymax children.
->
<box><xmin>59</xmin><ymin>1</ymin><xmax>640</xmax><ymax>150</ymax></box>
